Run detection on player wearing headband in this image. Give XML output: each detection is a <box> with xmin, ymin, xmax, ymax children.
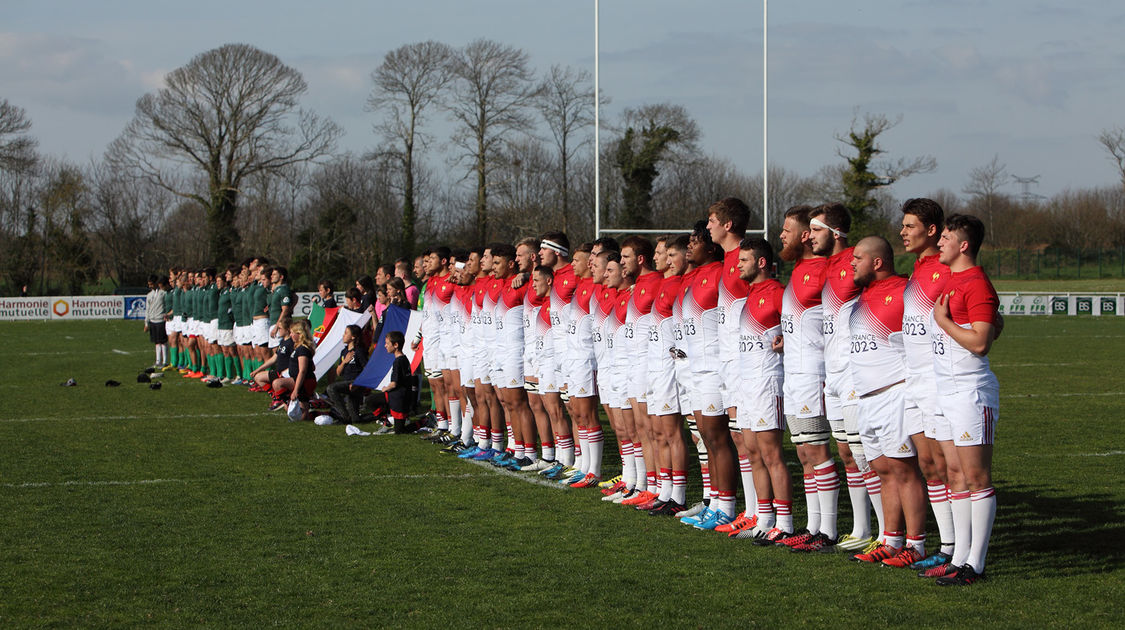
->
<box><xmin>537</xmin><ymin>233</ymin><xmax>575</xmax><ymax>472</ymax></box>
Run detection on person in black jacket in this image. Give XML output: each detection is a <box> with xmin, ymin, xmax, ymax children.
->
<box><xmin>324</xmin><ymin>325</ymin><xmax>369</xmax><ymax>424</ymax></box>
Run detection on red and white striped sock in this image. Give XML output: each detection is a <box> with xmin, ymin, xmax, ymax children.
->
<box><xmin>863</xmin><ymin>469</ymin><xmax>884</xmax><ymax>538</ymax></box>
<box><xmin>814</xmin><ymin>460</ymin><xmax>839</xmax><ymax>539</ymax></box>
<box><xmin>556</xmin><ymin>435</ymin><xmax>574</xmax><ymax>466</ymax></box>
<box><xmin>475</xmin><ymin>426</ymin><xmax>489</xmax><ymax>449</ymax></box>
<box><xmin>646</xmin><ymin>470</ymin><xmax>658</xmax><ymax>493</ymax></box>
<box><xmin>906</xmin><ymin>533</ymin><xmax>926</xmax><ymax>558</ymax></box>
<box><xmin>928</xmin><ymin>480</ymin><xmax>955</xmax><ymax>555</ymax></box>
<box><xmin>491</xmin><ymin>430</ymin><xmax>504</xmax><ymax>452</ymax></box>
<box><xmin>633</xmin><ymin>442</ymin><xmax>646</xmax><ymax>491</ymax></box>
<box><xmin>576</xmin><ymin>426</ymin><xmax>589</xmax><ymax>473</ymax></box>
<box><xmin>884</xmin><ymin>530</ymin><xmax>904</xmax><ymax>550</ymax></box>
<box><xmin>586</xmin><ymin>428</ymin><xmax>604</xmax><ymax>478</ymax></box>
<box><xmin>968</xmin><ymin>487</ymin><xmax>996</xmax><ymax>572</ymax></box>
<box><xmin>621</xmin><ymin>441</ymin><xmax>636</xmax><ymax>489</ymax></box>
<box><xmin>774</xmin><ymin>499</ymin><xmax>794</xmax><ymax>533</ymax></box>
<box><xmin>739</xmin><ymin>455</ymin><xmax>756</xmax><ymax>515</ymax></box>
<box><xmin>845</xmin><ymin>466</ymin><xmax>871</xmax><ymax>539</ymax></box>
<box><xmin>701</xmin><ymin>466</ymin><xmax>711</xmax><ymax>504</ymax></box>
<box><xmin>540</xmin><ymin>440</ymin><xmax>555</xmax><ymax>462</ymax></box>
<box><xmin>757</xmin><ymin>498</ymin><xmax>776</xmax><ymax>530</ymax></box>
<box><xmin>803</xmin><ymin>473</ymin><xmax>820</xmax><ymax>534</ymax></box>
<box><xmin>658</xmin><ymin>468</ymin><xmax>672</xmax><ymax>502</ymax></box>
<box><xmin>671</xmin><ymin>470</ymin><xmax>687</xmax><ymax>505</ymax></box>
<box><xmin>713</xmin><ymin>490</ymin><xmax>736</xmax><ymax>518</ymax></box>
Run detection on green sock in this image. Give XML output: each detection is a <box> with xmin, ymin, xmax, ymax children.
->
<box><xmin>169</xmin><ymin>347</ymin><xmax>178</xmax><ymax>366</ymax></box>
<box><xmin>226</xmin><ymin>356</ymin><xmax>237</xmax><ymax>380</ymax></box>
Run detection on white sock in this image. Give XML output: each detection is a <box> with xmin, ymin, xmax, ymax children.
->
<box><xmin>739</xmin><ymin>455</ymin><xmax>757</xmax><ymax>516</ymax></box>
<box><xmin>928</xmin><ymin>481</ymin><xmax>955</xmax><ymax>555</ymax></box>
<box><xmin>557</xmin><ymin>435</ymin><xmax>575</xmax><ymax>466</ymax></box>
<box><xmin>775</xmin><ymin>499</ymin><xmax>794</xmax><ymax>533</ymax></box>
<box><xmin>906</xmin><ymin>534</ymin><xmax>926</xmax><ymax>558</ymax></box>
<box><xmin>671</xmin><ymin>470</ymin><xmax>687</xmax><ymax>505</ymax></box>
<box><xmin>586</xmin><ymin>428</ymin><xmax>604</xmax><ymax>478</ymax></box>
<box><xmin>621</xmin><ymin>441</ymin><xmax>635</xmax><ymax>489</ymax></box>
<box><xmin>576</xmin><ymin>427</ymin><xmax>589</xmax><ymax>473</ymax></box>
<box><xmin>447</xmin><ymin>398</ymin><xmax>462</xmax><ymax>438</ymax></box>
<box><xmin>950</xmin><ymin>490</ymin><xmax>972</xmax><ymax>567</ymax></box>
<box><xmin>813</xmin><ymin>460</ymin><xmax>839</xmax><ymax>539</ymax></box>
<box><xmin>658</xmin><ymin>468</ymin><xmax>672</xmax><ymax>502</ymax></box>
<box><xmin>633</xmin><ymin>446</ymin><xmax>646</xmax><ymax>491</ymax></box>
<box><xmin>864</xmin><ymin>470</ymin><xmax>884</xmax><ymax>539</ymax></box>
<box><xmin>803</xmin><ymin>474</ymin><xmax>821</xmax><ymax>534</ymax></box>
<box><xmin>846</xmin><ymin>467</ymin><xmax>871</xmax><ymax>539</ymax></box>
<box><xmin>967</xmin><ymin>488</ymin><xmax>996</xmax><ymax>573</ymax></box>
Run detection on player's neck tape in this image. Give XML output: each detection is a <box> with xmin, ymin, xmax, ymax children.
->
<box><xmin>810</xmin><ymin>218</ymin><xmax>847</xmax><ymax>239</ymax></box>
<box><xmin>542</xmin><ymin>240</ymin><xmax>569</xmax><ymax>258</ymax></box>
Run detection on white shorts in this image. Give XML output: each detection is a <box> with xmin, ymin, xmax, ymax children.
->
<box><xmin>458</xmin><ymin>348</ymin><xmax>476</xmax><ymax>387</ymax></box>
<box><xmin>902</xmin><ymin>400</ymin><xmax>926</xmax><ymax>439</ymax></box>
<box><xmin>647</xmin><ymin>360</ymin><xmax>681</xmax><ymax>416</ymax></box>
<box><xmin>904</xmin><ymin>374</ymin><xmax>947</xmax><ymax>441</ymax></box>
<box><xmin>538</xmin><ymin>365</ymin><xmax>560</xmax><ymax>394</ymax></box>
<box><xmin>565</xmin><ymin>358</ymin><xmax>597</xmax><ymax>398</ymax></box>
<box><xmin>627</xmin><ymin>352</ymin><xmax>648</xmax><ymax>402</ymax></box>
<box><xmin>444</xmin><ymin>349</ymin><xmax>459</xmax><ymax>371</ymax></box>
<box><xmin>185</xmin><ymin>318</ymin><xmax>196</xmax><ymax>336</ymax></box>
<box><xmin>719</xmin><ymin>359</ymin><xmax>741</xmax><ymax>410</ymax></box>
<box><xmin>267</xmin><ymin>324</ymin><xmax>281</xmax><ymax>349</ymax></box>
<box><xmin>823</xmin><ymin>368</ymin><xmax>858</xmax><ymax>422</ymax></box>
<box><xmin>472</xmin><ymin>345</ymin><xmax>492</xmax><ymax>386</ymax></box>
<box><xmin>672</xmin><ymin>357</ymin><xmax>694</xmax><ymax>417</ymax></box>
<box><xmin>783</xmin><ymin>371</ymin><xmax>825</xmax><ymax>419</ymax></box>
<box><xmin>251</xmin><ymin>318</ymin><xmax>269</xmax><ymax>346</ymax></box>
<box><xmin>169</xmin><ymin>316</ymin><xmax>182</xmax><ymax>334</ymax></box>
<box><xmin>736</xmin><ymin>376</ymin><xmax>784</xmax><ymax>432</ymax></box>
<box><xmin>939</xmin><ymin>387</ymin><xmax>998</xmax><ymax>447</ymax></box>
<box><xmin>495</xmin><ymin>352</ymin><xmax>524</xmax><ymax>389</ymax></box>
<box><xmin>234</xmin><ymin>325</ymin><xmax>247</xmax><ymax>346</ymax></box>
<box><xmin>692</xmin><ymin>369</ymin><xmax>725</xmax><ymax>417</ymax></box>
<box><xmin>857</xmin><ymin>382</ymin><xmax>916</xmax><ymax>460</ymax></box>
<box><xmin>204</xmin><ymin>319</ymin><xmax>219</xmax><ymax>343</ymax></box>
<box><xmin>217</xmin><ymin>328</ymin><xmax>235</xmax><ymax>346</ymax></box>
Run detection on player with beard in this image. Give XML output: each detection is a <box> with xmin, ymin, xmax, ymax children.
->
<box><xmin>706</xmin><ymin>198</ymin><xmax>758</xmax><ymax>536</ymax></box>
<box><xmin>521</xmin><ymin>264</ymin><xmax>558</xmax><ymax>471</ymax></box>
<box><xmin>582</xmin><ymin>250</ymin><xmax>620</xmax><ymax>490</ymax></box>
<box><xmin>488</xmin><ymin>242</ymin><xmax>537</xmax><ymax>469</ymax></box>
<box><xmin>462</xmin><ymin>246</ymin><xmax>505</xmax><ymax>460</ymax></box>
<box><xmin>677</xmin><ymin>224</ymin><xmax>735</xmax><ymax>530</ymax></box>
<box><xmin>438</xmin><ymin>249</ymin><xmax>477</xmax><ymax>454</ymax></box>
<box><xmin>617</xmin><ymin>236</ymin><xmax>663</xmax><ymax>506</ymax></box>
<box><xmin>537</xmin><ymin>232</ymin><xmax>576</xmax><ymax>472</ymax></box>
<box><xmin>773</xmin><ymin>206</ymin><xmax>833</xmax><ymax>550</ymax></box>
<box><xmin>795</xmin><ymin>203</ymin><xmax>864</xmax><ymax>553</ymax></box>
<box><xmin>414</xmin><ymin>247</ymin><xmax>450</xmax><ymax>434</ymax></box>
<box><xmin>551</xmin><ymin>242</ymin><xmax>595</xmax><ymax>480</ymax></box>
<box><xmin>846</xmin><ymin>236</ymin><xmax>930</xmax><ymax>569</ymax></box>
<box><xmin>733</xmin><ymin>237</ymin><xmax>795</xmax><ymax>542</ymax></box>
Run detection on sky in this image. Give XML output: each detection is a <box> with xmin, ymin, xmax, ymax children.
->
<box><xmin>3</xmin><ymin>0</ymin><xmax>1125</xmax><ymax>202</ymax></box>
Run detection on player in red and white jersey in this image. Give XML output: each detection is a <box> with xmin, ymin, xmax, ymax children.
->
<box><xmin>930</xmin><ymin>214</ymin><xmax>1000</xmax><ymax>586</ymax></box>
<box><xmin>538</xmin><ymin>232</ymin><xmax>576</xmax><ymax>472</ymax></box>
<box><xmin>462</xmin><ymin>247</ymin><xmax>505</xmax><ymax>459</ymax></box>
<box><xmin>847</xmin><ymin>236</ymin><xmax>929</xmax><ymax>569</ymax></box>
<box><xmin>415</xmin><ymin>247</ymin><xmax>451</xmax><ymax>432</ymax></box>
<box><xmin>447</xmin><ymin>247</ymin><xmax>484</xmax><ymax>452</ymax></box>
<box><xmin>430</xmin><ymin>250</ymin><xmax>460</xmax><ymax>441</ymax></box>
<box><xmin>435</xmin><ymin>249</ymin><xmax>471</xmax><ymax>451</ymax></box>
<box><xmin>584</xmin><ymin>252</ymin><xmax>632</xmax><ymax>491</ymax></box>
<box><xmin>644</xmin><ymin>236</ymin><xmax>690</xmax><ymax>515</ymax></box>
<box><xmin>544</xmin><ymin>243</ymin><xmax>594</xmax><ymax>479</ymax></box>
<box><xmin>705</xmin><ymin>198</ymin><xmax>758</xmax><ymax>535</ymax></box>
<box><xmin>898</xmin><ymin>198</ymin><xmax>958</xmax><ymax>572</ymax></box>
<box><xmin>521</xmin><ymin>261</ymin><xmax>557</xmax><ymax>471</ymax></box>
<box><xmin>735</xmin><ymin>236</ymin><xmax>795</xmax><ymax>542</ymax></box>
<box><xmin>617</xmin><ymin>236</ymin><xmax>663</xmax><ymax>507</ymax></box>
<box><xmin>678</xmin><ymin>224</ymin><xmax>738</xmax><ymax>530</ymax></box>
<box><xmin>775</xmin><ymin>206</ymin><xmax>833</xmax><ymax>550</ymax></box>
<box><xmin>807</xmin><ymin>203</ymin><xmax>865</xmax><ymax>552</ymax></box>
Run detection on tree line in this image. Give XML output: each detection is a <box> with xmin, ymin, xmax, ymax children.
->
<box><xmin>2</xmin><ymin>41</ymin><xmax>1124</xmax><ymax>295</ymax></box>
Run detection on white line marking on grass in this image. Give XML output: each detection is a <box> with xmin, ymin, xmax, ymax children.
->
<box><xmin>1068</xmin><ymin>450</ymin><xmax>1125</xmax><ymax>457</ymax></box>
<box><xmin>992</xmin><ymin>362</ymin><xmax>1076</xmax><ymax>367</ymax></box>
<box><xmin>3</xmin><ymin>478</ymin><xmax>191</xmax><ymax>489</ymax></box>
<box><xmin>368</xmin><ymin>473</ymin><xmax>479</xmax><ymax>480</ymax></box>
<box><xmin>462</xmin><ymin>458</ymin><xmax>567</xmax><ymax>490</ymax></box>
<box><xmin>112</xmin><ymin>349</ymin><xmax>131</xmax><ymax>355</ymax></box>
<box><xmin>3</xmin><ymin>412</ymin><xmax>278</xmax><ymax>423</ymax></box>
<box><xmin>1002</xmin><ymin>392</ymin><xmax>1125</xmax><ymax>399</ymax></box>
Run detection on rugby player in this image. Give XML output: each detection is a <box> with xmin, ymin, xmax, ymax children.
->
<box><xmin>930</xmin><ymin>214</ymin><xmax>1000</xmax><ymax>586</ymax></box>
<box><xmin>846</xmin><ymin>236</ymin><xmax>929</xmax><ymax>568</ymax></box>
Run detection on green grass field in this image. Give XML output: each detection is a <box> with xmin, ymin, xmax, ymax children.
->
<box><xmin>1</xmin><ymin>319</ymin><xmax>1122</xmax><ymax>628</ymax></box>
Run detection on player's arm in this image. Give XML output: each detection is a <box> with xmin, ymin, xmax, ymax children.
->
<box><xmin>933</xmin><ymin>292</ymin><xmax>995</xmax><ymax>356</ymax></box>
<box><xmin>252</xmin><ymin>353</ymin><xmax>278</xmax><ymax>375</ymax></box>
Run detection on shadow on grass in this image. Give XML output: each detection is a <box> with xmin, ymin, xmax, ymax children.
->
<box><xmin>991</xmin><ymin>479</ymin><xmax>1124</xmax><ymax>576</ymax></box>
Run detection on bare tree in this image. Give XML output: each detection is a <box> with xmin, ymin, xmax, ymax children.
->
<box><xmin>963</xmin><ymin>154</ymin><xmax>1010</xmax><ymax>243</ymax></box>
<box><xmin>1098</xmin><ymin>127</ymin><xmax>1125</xmax><ymax>190</ymax></box>
<box><xmin>535</xmin><ymin>65</ymin><xmax>598</xmax><ymax>234</ymax></box>
<box><xmin>446</xmin><ymin>39</ymin><xmax>539</xmax><ymax>244</ymax></box>
<box><xmin>87</xmin><ymin>160</ymin><xmax>175</xmax><ymax>286</ymax></box>
<box><xmin>109</xmin><ymin>43</ymin><xmax>342</xmax><ymax>263</ymax></box>
<box><xmin>368</xmin><ymin>41</ymin><xmax>455</xmax><ymax>257</ymax></box>
<box><xmin>836</xmin><ymin>112</ymin><xmax>936</xmax><ymax>232</ymax></box>
<box><xmin>0</xmin><ymin>99</ymin><xmax>38</xmax><ymax>174</ymax></box>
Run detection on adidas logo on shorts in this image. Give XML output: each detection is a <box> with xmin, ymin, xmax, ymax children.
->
<box><xmin>662</xmin><ymin>403</ymin><xmax>672</xmax><ymax>411</ymax></box>
<box><xmin>847</xmin><ymin>391</ymin><xmax>856</xmax><ymax>400</ymax></box>
<box><xmin>960</xmin><ymin>431</ymin><xmax>972</xmax><ymax>441</ymax></box>
<box><xmin>801</xmin><ymin>405</ymin><xmax>810</xmax><ymax>414</ymax></box>
<box><xmin>898</xmin><ymin>444</ymin><xmax>911</xmax><ymax>453</ymax></box>
<box><xmin>707</xmin><ymin>404</ymin><xmax>717</xmax><ymax>412</ymax></box>
<box><xmin>510</xmin><ymin>379</ymin><xmax>518</xmax><ymax>386</ymax></box>
<box><xmin>578</xmin><ymin>387</ymin><xmax>587</xmax><ymax>394</ymax></box>
<box><xmin>757</xmin><ymin>418</ymin><xmax>766</xmax><ymax>426</ymax></box>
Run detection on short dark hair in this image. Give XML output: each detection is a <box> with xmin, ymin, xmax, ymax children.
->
<box><xmin>433</xmin><ymin>246</ymin><xmax>451</xmax><ymax>262</ymax></box>
<box><xmin>739</xmin><ymin>236</ymin><xmax>775</xmax><ymax>270</ymax></box>
<box><xmin>356</xmin><ymin>275</ymin><xmax>375</xmax><ymax>294</ymax></box>
<box><xmin>386</xmin><ymin>330</ymin><xmax>405</xmax><ymax>349</ymax></box>
<box><xmin>148</xmin><ymin>274</ymin><xmax>159</xmax><ymax>284</ymax></box>
<box><xmin>708</xmin><ymin>197</ymin><xmax>750</xmax><ymax>237</ymax></box>
<box><xmin>450</xmin><ymin>248</ymin><xmax>470</xmax><ymax>263</ymax></box>
<box><xmin>344</xmin><ymin>324</ymin><xmax>363</xmax><ymax>341</ymax></box>
<box><xmin>599</xmin><ymin>250</ymin><xmax>621</xmax><ymax>264</ymax></box>
<box><xmin>490</xmin><ymin>243</ymin><xmax>517</xmax><ymax>261</ymax></box>
<box><xmin>534</xmin><ymin>264</ymin><xmax>554</xmax><ymax>279</ymax></box>
<box><xmin>902</xmin><ymin>197</ymin><xmax>945</xmax><ymax>230</ymax></box>
<box><xmin>810</xmin><ymin>202</ymin><xmax>851</xmax><ymax>234</ymax></box>
<box><xmin>620</xmin><ymin>235</ymin><xmax>655</xmax><ymax>268</ymax></box>
<box><xmin>667</xmin><ymin>234</ymin><xmax>690</xmax><ymax>252</ymax></box>
<box><xmin>574</xmin><ymin>242</ymin><xmax>594</xmax><ymax>254</ymax></box>
<box><xmin>318</xmin><ymin>279</ymin><xmax>335</xmax><ymax>293</ymax></box>
<box><xmin>945</xmin><ymin>213</ymin><xmax>986</xmax><ymax>258</ymax></box>
<box><xmin>540</xmin><ymin>231</ymin><xmax>570</xmax><ymax>252</ymax></box>
<box><xmin>273</xmin><ymin>266</ymin><xmax>289</xmax><ymax>282</ymax></box>
<box><xmin>592</xmin><ymin>236</ymin><xmax>619</xmax><ymax>252</ymax></box>
<box><xmin>345</xmin><ymin>287</ymin><xmax>363</xmax><ymax>301</ymax></box>
<box><xmin>378</xmin><ymin>263</ymin><xmax>395</xmax><ymax>278</ymax></box>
